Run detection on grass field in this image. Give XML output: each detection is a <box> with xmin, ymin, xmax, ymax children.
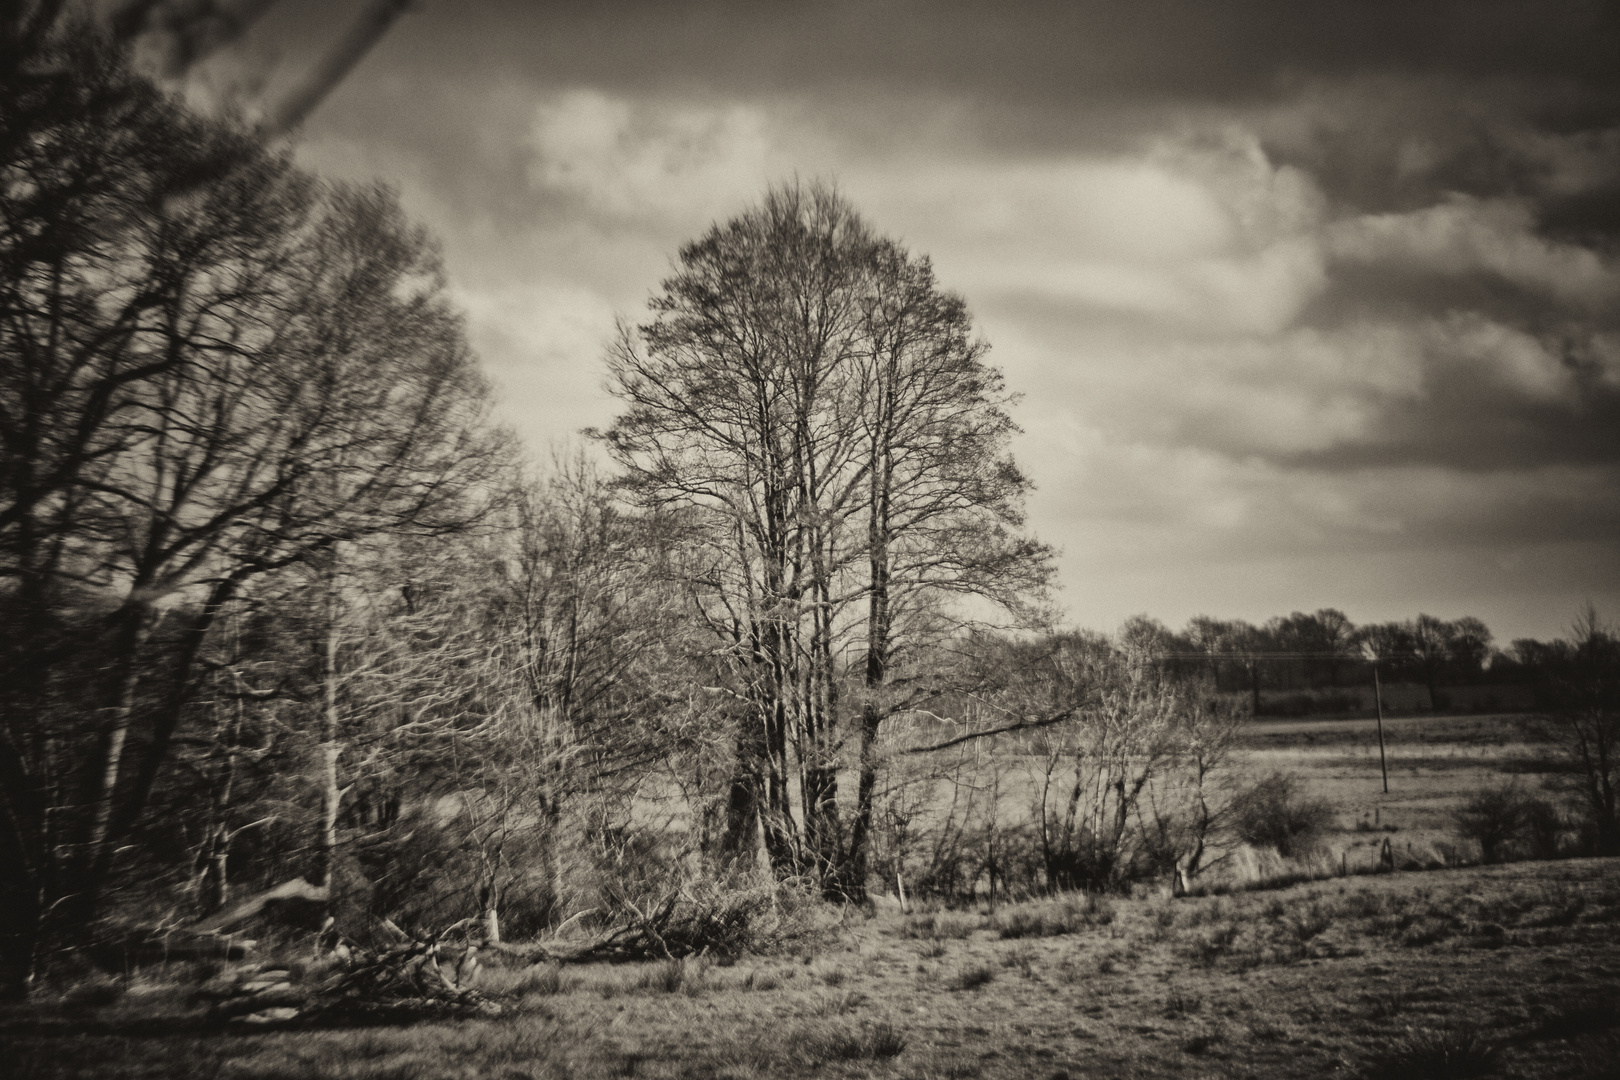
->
<box><xmin>1232</xmin><ymin>712</ymin><xmax>1565</xmax><ymax>875</ymax></box>
<box><xmin>6</xmin><ymin>713</ymin><xmax>1617</xmax><ymax>1080</ymax></box>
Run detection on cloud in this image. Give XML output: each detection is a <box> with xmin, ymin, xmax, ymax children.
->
<box><xmin>1025</xmin><ymin>423</ymin><xmax>1620</xmax><ymax>561</ymax></box>
<box><xmin>850</xmin><ymin>129</ymin><xmax>1329</xmax><ymax>335</ymax></box>
<box><xmin>1327</xmin><ymin>196</ymin><xmax>1620</xmax><ymax>311</ymax></box>
<box><xmin>524</xmin><ymin>90</ymin><xmax>777</xmax><ymax>225</ymax></box>
<box><xmin>449</xmin><ymin>281</ymin><xmax>622</xmax><ymax>450</ymax></box>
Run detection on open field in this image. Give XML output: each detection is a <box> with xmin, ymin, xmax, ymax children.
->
<box><xmin>885</xmin><ymin>711</ymin><xmax>1570</xmax><ymax>886</ymax></box>
<box><xmin>7</xmin><ymin>710</ymin><xmax>1614</xmax><ymax>1080</ymax></box>
<box><xmin>1232</xmin><ymin>712</ymin><xmax>1563</xmax><ymax>874</ymax></box>
<box><xmin>5</xmin><ymin>858</ymin><xmax>1619</xmax><ymax>1079</ymax></box>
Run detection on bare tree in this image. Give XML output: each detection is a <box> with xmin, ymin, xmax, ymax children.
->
<box><xmin>599</xmin><ymin>182</ymin><xmax>1049</xmax><ymax>895</ymax></box>
<box><xmin>843</xmin><ymin>237</ymin><xmax>1051</xmax><ymax>898</ymax></box>
<box><xmin>0</xmin><ymin>36</ymin><xmax>508</xmax><ymax>992</ymax></box>
<box><xmin>1018</xmin><ymin>633</ymin><xmax>1214</xmax><ymax>891</ymax></box>
<box><xmin>1532</xmin><ymin>607</ymin><xmax>1620</xmax><ymax>854</ymax></box>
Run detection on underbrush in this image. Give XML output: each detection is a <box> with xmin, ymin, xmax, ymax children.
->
<box><xmin>899</xmin><ymin>910</ymin><xmax>983</xmax><ymax>940</ymax></box>
<box><xmin>590</xmin><ymin>872</ymin><xmax>832</xmax><ymax>959</ymax></box>
<box><xmin>8</xmin><ymin>861</ymin><xmax>1620</xmax><ymax>1080</ymax></box>
<box><xmin>991</xmin><ymin>892</ymin><xmax>1114</xmax><ymax>938</ymax></box>
<box><xmin>1355</xmin><ymin>1027</ymin><xmax>1502</xmax><ymax>1080</ymax></box>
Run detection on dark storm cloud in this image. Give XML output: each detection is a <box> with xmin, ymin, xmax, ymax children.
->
<box><xmin>357</xmin><ymin>1</ymin><xmax>1620</xmax><ymax>100</ymax></box>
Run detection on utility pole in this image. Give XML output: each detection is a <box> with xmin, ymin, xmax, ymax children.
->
<box><xmin>1372</xmin><ymin>661</ymin><xmax>1389</xmax><ymax>794</ymax></box>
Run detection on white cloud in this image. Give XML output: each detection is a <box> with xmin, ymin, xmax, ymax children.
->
<box><xmin>449</xmin><ymin>281</ymin><xmax>621</xmax><ymax>448</ymax></box>
<box><xmin>1422</xmin><ymin>313</ymin><xmax>1576</xmax><ymax>403</ymax></box>
<box><xmin>1327</xmin><ymin>195</ymin><xmax>1620</xmax><ymax>310</ymax></box>
<box><xmin>525</xmin><ymin>90</ymin><xmax>777</xmax><ymax>224</ymax></box>
<box><xmin>852</xmin><ymin>135</ymin><xmax>1329</xmax><ymax>336</ymax></box>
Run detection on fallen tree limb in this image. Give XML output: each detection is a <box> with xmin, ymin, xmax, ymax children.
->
<box><xmin>193</xmin><ymin>878</ymin><xmax>328</xmax><ymax>934</ymax></box>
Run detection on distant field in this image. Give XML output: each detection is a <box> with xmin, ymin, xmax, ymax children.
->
<box><xmin>878</xmin><ymin>711</ymin><xmax>1564</xmax><ymax>884</ymax></box>
<box><xmin>1232</xmin><ymin>711</ymin><xmax>1560</xmax><ymax>872</ymax></box>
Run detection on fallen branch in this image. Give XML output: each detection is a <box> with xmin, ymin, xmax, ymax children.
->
<box><xmin>193</xmin><ymin>878</ymin><xmax>328</xmax><ymax>934</ymax></box>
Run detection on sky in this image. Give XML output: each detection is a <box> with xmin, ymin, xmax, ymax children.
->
<box><xmin>176</xmin><ymin>0</ymin><xmax>1620</xmax><ymax>644</ymax></box>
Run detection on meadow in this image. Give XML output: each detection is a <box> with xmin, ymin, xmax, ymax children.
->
<box><xmin>6</xmin><ymin>711</ymin><xmax>1618</xmax><ymax>1080</ymax></box>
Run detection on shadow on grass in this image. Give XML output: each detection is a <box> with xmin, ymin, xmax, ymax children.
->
<box><xmin>0</xmin><ymin>997</ymin><xmax>496</xmax><ymax>1040</ymax></box>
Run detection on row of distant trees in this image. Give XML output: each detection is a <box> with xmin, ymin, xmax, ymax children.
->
<box><xmin>1115</xmin><ymin>609</ymin><xmax>1581</xmax><ymax>714</ymax></box>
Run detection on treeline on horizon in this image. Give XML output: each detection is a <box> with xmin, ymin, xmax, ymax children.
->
<box><xmin>1110</xmin><ymin>609</ymin><xmax>1586</xmax><ymax>717</ymax></box>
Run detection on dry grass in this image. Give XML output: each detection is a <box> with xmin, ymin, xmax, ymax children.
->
<box><xmin>9</xmin><ymin>715</ymin><xmax>1620</xmax><ymax>1079</ymax></box>
<box><xmin>8</xmin><ymin>858</ymin><xmax>1620</xmax><ymax>1078</ymax></box>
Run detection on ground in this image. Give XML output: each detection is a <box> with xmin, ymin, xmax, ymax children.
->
<box><xmin>5</xmin><ymin>713</ymin><xmax>1618</xmax><ymax>1080</ymax></box>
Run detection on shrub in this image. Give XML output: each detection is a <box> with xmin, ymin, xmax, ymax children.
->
<box><xmin>991</xmin><ymin>893</ymin><xmax>1113</xmax><ymax>939</ymax></box>
<box><xmin>811</xmin><ymin>1022</ymin><xmax>908</xmax><ymax>1062</ymax></box>
<box><xmin>1357</xmin><ymin>1027</ymin><xmax>1502</xmax><ymax>1080</ymax></box>
<box><xmin>601</xmin><ymin>872</ymin><xmax>827</xmax><ymax>960</ymax></box>
<box><xmin>947</xmin><ymin>964</ymin><xmax>997</xmax><ymax>990</ymax></box>
<box><xmin>1231</xmin><ymin>773</ymin><xmax>1335</xmax><ymax>857</ymax></box>
<box><xmin>1454</xmin><ymin>782</ymin><xmax>1536</xmax><ymax>863</ymax></box>
<box><xmin>1289</xmin><ymin>900</ymin><xmax>1334</xmax><ymax>942</ymax></box>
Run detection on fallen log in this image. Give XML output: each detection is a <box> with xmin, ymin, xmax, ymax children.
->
<box><xmin>208</xmin><ymin>985</ymin><xmax>308</xmax><ymax>1021</ymax></box>
<box><xmin>193</xmin><ymin>878</ymin><xmax>328</xmax><ymax>934</ymax></box>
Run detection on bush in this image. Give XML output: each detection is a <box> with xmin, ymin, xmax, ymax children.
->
<box><xmin>992</xmin><ymin>893</ymin><xmax>1114</xmax><ymax>939</ymax></box>
<box><xmin>1453</xmin><ymin>782</ymin><xmax>1555</xmax><ymax>863</ymax></box>
<box><xmin>811</xmin><ymin>1022</ymin><xmax>908</xmax><ymax>1062</ymax></box>
<box><xmin>600</xmin><ymin>871</ymin><xmax>828</xmax><ymax>959</ymax></box>
<box><xmin>1357</xmin><ymin>1027</ymin><xmax>1502</xmax><ymax>1079</ymax></box>
<box><xmin>1231</xmin><ymin>773</ymin><xmax>1335</xmax><ymax>857</ymax></box>
<box><xmin>947</xmin><ymin>963</ymin><xmax>997</xmax><ymax>990</ymax></box>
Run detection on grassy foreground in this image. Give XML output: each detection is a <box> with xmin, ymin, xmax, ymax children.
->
<box><xmin>5</xmin><ymin>858</ymin><xmax>1619</xmax><ymax>1080</ymax></box>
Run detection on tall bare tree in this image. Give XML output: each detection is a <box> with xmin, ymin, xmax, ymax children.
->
<box><xmin>599</xmin><ymin>182</ymin><xmax>1049</xmax><ymax>896</ymax></box>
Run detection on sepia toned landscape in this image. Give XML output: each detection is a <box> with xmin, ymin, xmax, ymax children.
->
<box><xmin>4</xmin><ymin>3</ymin><xmax>1619</xmax><ymax>1079</ymax></box>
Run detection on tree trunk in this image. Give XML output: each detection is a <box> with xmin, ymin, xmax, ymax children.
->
<box><xmin>846</xmin><ymin>700</ymin><xmax>884</xmax><ymax>901</ymax></box>
<box><xmin>313</xmin><ymin>589</ymin><xmax>342</xmax><ymax>891</ymax></box>
<box><xmin>846</xmin><ymin>473</ymin><xmax>892</xmax><ymax>903</ymax></box>
<box><xmin>68</xmin><ymin>603</ymin><xmax>151</xmax><ymax>930</ymax></box>
<box><xmin>721</xmin><ymin>712</ymin><xmax>765</xmax><ymax>860</ymax></box>
<box><xmin>110</xmin><ymin>574</ymin><xmax>243</xmax><ymax>843</ymax></box>
<box><xmin>480</xmin><ymin>888</ymin><xmax>502</xmax><ymax>945</ymax></box>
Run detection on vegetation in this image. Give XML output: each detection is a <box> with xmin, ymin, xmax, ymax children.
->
<box><xmin>3</xmin><ymin>10</ymin><xmax>1620</xmax><ymax>1080</ymax></box>
<box><xmin>7</xmin><ymin>859</ymin><xmax>1620</xmax><ymax>1078</ymax></box>
<box><xmin>1231</xmin><ymin>773</ymin><xmax>1337</xmax><ymax>858</ymax></box>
